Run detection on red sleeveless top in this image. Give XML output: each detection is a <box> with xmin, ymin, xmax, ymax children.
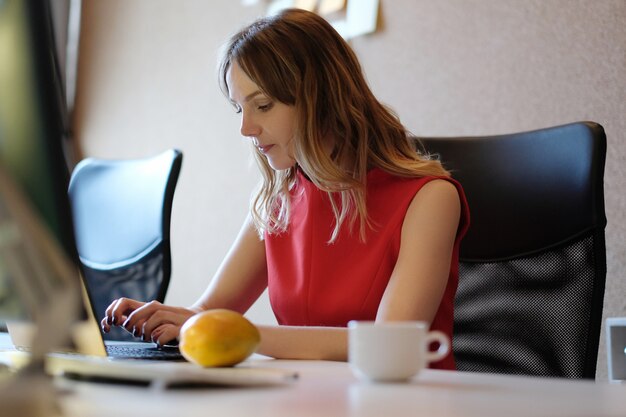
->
<box><xmin>264</xmin><ymin>168</ymin><xmax>470</xmax><ymax>370</ymax></box>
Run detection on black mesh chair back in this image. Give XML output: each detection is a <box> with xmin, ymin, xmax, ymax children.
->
<box><xmin>419</xmin><ymin>122</ymin><xmax>607</xmax><ymax>378</ymax></box>
<box><xmin>68</xmin><ymin>149</ymin><xmax>182</xmax><ymax>340</ymax></box>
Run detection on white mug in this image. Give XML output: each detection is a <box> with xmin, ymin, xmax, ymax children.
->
<box><xmin>348</xmin><ymin>321</ymin><xmax>450</xmax><ymax>382</ymax></box>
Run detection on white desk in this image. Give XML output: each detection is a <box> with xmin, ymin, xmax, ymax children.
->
<box><xmin>2</xmin><ymin>332</ymin><xmax>626</xmax><ymax>417</ymax></box>
<box><xmin>51</xmin><ymin>357</ymin><xmax>625</xmax><ymax>417</ymax></box>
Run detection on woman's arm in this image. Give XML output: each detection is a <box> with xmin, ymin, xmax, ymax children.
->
<box><xmin>256</xmin><ymin>325</ymin><xmax>348</xmax><ymax>361</ymax></box>
<box><xmin>376</xmin><ymin>179</ymin><xmax>461</xmax><ymax>322</ymax></box>
<box><xmin>191</xmin><ymin>214</ymin><xmax>269</xmax><ymax>313</ymax></box>
<box><xmin>252</xmin><ymin>179</ymin><xmax>461</xmax><ymax>361</ymax></box>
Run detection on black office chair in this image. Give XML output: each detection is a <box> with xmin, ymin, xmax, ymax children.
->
<box><xmin>68</xmin><ymin>149</ymin><xmax>182</xmax><ymax>340</ymax></box>
<box><xmin>419</xmin><ymin>121</ymin><xmax>607</xmax><ymax>379</ymax></box>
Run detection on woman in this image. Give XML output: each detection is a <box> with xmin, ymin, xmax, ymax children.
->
<box><xmin>102</xmin><ymin>8</ymin><xmax>469</xmax><ymax>369</ymax></box>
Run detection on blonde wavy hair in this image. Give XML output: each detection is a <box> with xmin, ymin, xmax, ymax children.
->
<box><xmin>219</xmin><ymin>8</ymin><xmax>449</xmax><ymax>242</ymax></box>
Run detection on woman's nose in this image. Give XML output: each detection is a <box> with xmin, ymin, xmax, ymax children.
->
<box><xmin>240</xmin><ymin>112</ymin><xmax>261</xmax><ymax>138</ymax></box>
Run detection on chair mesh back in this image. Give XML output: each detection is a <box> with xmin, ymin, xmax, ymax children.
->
<box><xmin>454</xmin><ymin>233</ymin><xmax>599</xmax><ymax>378</ymax></box>
<box><xmin>82</xmin><ymin>244</ymin><xmax>165</xmax><ymax>341</ymax></box>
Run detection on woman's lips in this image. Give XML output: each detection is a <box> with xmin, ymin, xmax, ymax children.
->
<box><xmin>258</xmin><ymin>144</ymin><xmax>274</xmax><ymax>154</ymax></box>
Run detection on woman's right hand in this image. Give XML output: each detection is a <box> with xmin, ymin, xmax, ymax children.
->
<box><xmin>101</xmin><ymin>297</ymin><xmax>146</xmax><ymax>334</ymax></box>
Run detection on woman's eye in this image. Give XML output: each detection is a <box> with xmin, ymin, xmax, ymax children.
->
<box><xmin>258</xmin><ymin>103</ymin><xmax>273</xmax><ymax>112</ymax></box>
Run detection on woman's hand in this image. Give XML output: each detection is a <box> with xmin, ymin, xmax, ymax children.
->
<box><xmin>101</xmin><ymin>298</ymin><xmax>198</xmax><ymax>346</ymax></box>
<box><xmin>101</xmin><ymin>297</ymin><xmax>144</xmax><ymax>332</ymax></box>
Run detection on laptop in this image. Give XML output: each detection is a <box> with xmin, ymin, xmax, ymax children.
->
<box><xmin>6</xmin><ymin>293</ymin><xmax>184</xmax><ymax>361</ymax></box>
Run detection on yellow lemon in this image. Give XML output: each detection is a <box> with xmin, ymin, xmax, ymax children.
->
<box><xmin>179</xmin><ymin>309</ymin><xmax>261</xmax><ymax>367</ymax></box>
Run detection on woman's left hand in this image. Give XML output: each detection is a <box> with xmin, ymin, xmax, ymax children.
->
<box><xmin>118</xmin><ymin>301</ymin><xmax>198</xmax><ymax>346</ymax></box>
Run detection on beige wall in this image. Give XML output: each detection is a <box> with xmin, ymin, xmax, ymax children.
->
<box><xmin>74</xmin><ymin>0</ymin><xmax>626</xmax><ymax>380</ymax></box>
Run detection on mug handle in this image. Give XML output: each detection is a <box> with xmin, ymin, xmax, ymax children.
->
<box><xmin>425</xmin><ymin>330</ymin><xmax>450</xmax><ymax>363</ymax></box>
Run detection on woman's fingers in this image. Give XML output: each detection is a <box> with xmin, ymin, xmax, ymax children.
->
<box><xmin>101</xmin><ymin>298</ymin><xmax>142</xmax><ymax>332</ymax></box>
<box><xmin>103</xmin><ymin>298</ymin><xmax>143</xmax><ymax>325</ymax></box>
<box><xmin>142</xmin><ymin>309</ymin><xmax>195</xmax><ymax>342</ymax></box>
<box><xmin>121</xmin><ymin>300</ymin><xmax>164</xmax><ymax>332</ymax></box>
<box><xmin>122</xmin><ymin>303</ymin><xmax>194</xmax><ymax>341</ymax></box>
<box><xmin>151</xmin><ymin>324</ymin><xmax>180</xmax><ymax>347</ymax></box>
<box><xmin>100</xmin><ymin>316</ymin><xmax>110</xmax><ymax>333</ymax></box>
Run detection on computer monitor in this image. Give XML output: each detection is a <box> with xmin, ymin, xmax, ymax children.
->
<box><xmin>0</xmin><ymin>0</ymin><xmax>81</xmax><ymax>335</ymax></box>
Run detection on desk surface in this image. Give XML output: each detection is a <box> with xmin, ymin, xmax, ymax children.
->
<box><xmin>2</xmin><ymin>333</ymin><xmax>626</xmax><ymax>417</ymax></box>
<box><xmin>54</xmin><ymin>360</ymin><xmax>625</xmax><ymax>417</ymax></box>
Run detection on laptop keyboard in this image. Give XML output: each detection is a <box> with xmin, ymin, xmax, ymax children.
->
<box><xmin>105</xmin><ymin>344</ymin><xmax>183</xmax><ymax>360</ymax></box>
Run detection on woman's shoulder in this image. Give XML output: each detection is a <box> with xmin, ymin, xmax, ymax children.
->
<box><xmin>368</xmin><ymin>168</ymin><xmax>468</xmax><ymax>219</ymax></box>
<box><xmin>367</xmin><ymin>167</ymin><xmax>458</xmax><ymax>189</ymax></box>
<box><xmin>411</xmin><ymin>178</ymin><xmax>461</xmax><ymax>207</ymax></box>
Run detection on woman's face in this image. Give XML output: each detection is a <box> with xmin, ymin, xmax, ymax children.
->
<box><xmin>226</xmin><ymin>62</ymin><xmax>297</xmax><ymax>171</ymax></box>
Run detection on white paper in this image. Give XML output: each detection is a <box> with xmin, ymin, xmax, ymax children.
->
<box><xmin>345</xmin><ymin>0</ymin><xmax>378</xmax><ymax>38</ymax></box>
